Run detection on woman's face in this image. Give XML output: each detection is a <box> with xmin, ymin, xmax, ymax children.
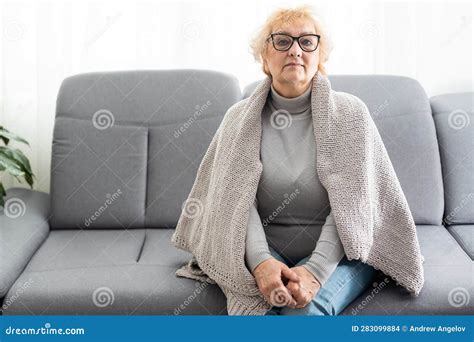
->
<box><xmin>263</xmin><ymin>21</ymin><xmax>320</xmax><ymax>92</ymax></box>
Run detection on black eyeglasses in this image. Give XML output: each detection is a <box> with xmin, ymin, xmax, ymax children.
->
<box><xmin>267</xmin><ymin>33</ymin><xmax>321</xmax><ymax>52</ymax></box>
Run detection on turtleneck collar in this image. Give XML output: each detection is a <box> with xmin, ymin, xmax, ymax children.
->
<box><xmin>269</xmin><ymin>82</ymin><xmax>312</xmax><ymax>116</ymax></box>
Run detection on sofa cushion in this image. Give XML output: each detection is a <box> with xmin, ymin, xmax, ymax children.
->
<box><xmin>143</xmin><ymin>72</ymin><xmax>242</xmax><ymax>228</ymax></box>
<box><xmin>430</xmin><ymin>92</ymin><xmax>474</xmax><ymax>225</ymax></box>
<box><xmin>23</xmin><ymin>229</ymin><xmax>146</xmax><ymax>271</ymax></box>
<box><xmin>2</xmin><ymin>229</ymin><xmax>226</xmax><ymax>315</ymax></box>
<box><xmin>50</xmin><ymin>118</ymin><xmax>148</xmax><ymax>229</ymax></box>
<box><xmin>447</xmin><ymin>225</ymin><xmax>473</xmax><ymax>260</ymax></box>
<box><xmin>5</xmin><ymin>225</ymin><xmax>471</xmax><ymax>315</ymax></box>
<box><xmin>244</xmin><ymin>75</ymin><xmax>444</xmax><ymax>225</ymax></box>
<box><xmin>341</xmin><ymin>225</ymin><xmax>473</xmax><ymax>315</ymax></box>
<box><xmin>51</xmin><ymin>70</ymin><xmax>242</xmax><ymax>230</ymax></box>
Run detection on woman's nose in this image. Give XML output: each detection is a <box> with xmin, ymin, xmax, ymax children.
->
<box><xmin>288</xmin><ymin>40</ymin><xmax>302</xmax><ymax>57</ymax></box>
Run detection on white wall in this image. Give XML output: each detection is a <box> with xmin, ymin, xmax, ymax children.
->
<box><xmin>0</xmin><ymin>0</ymin><xmax>472</xmax><ymax>194</ymax></box>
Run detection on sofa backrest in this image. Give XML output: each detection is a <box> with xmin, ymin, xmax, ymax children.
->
<box><xmin>50</xmin><ymin>71</ymin><xmax>446</xmax><ymax>229</ymax></box>
<box><xmin>244</xmin><ymin>75</ymin><xmax>444</xmax><ymax>225</ymax></box>
<box><xmin>430</xmin><ymin>92</ymin><xmax>474</xmax><ymax>225</ymax></box>
<box><xmin>49</xmin><ymin>69</ymin><xmax>241</xmax><ymax>229</ymax></box>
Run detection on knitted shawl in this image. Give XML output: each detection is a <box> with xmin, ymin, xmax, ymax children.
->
<box><xmin>171</xmin><ymin>70</ymin><xmax>425</xmax><ymax>315</ymax></box>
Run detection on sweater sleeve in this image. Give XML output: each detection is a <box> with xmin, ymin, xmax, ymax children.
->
<box><xmin>301</xmin><ymin>210</ymin><xmax>345</xmax><ymax>286</ymax></box>
<box><xmin>245</xmin><ymin>197</ymin><xmax>273</xmax><ymax>274</ymax></box>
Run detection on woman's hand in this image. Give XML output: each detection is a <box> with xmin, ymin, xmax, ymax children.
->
<box><xmin>285</xmin><ymin>266</ymin><xmax>321</xmax><ymax>309</ymax></box>
<box><xmin>253</xmin><ymin>258</ymin><xmax>301</xmax><ymax>307</ymax></box>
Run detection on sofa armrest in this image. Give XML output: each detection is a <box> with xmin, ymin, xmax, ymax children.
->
<box><xmin>0</xmin><ymin>187</ymin><xmax>50</xmax><ymax>298</ymax></box>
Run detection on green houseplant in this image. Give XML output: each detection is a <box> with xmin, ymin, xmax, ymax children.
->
<box><xmin>0</xmin><ymin>126</ymin><xmax>35</xmax><ymax>207</ymax></box>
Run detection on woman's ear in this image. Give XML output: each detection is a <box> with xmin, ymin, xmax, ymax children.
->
<box><xmin>262</xmin><ymin>57</ymin><xmax>270</xmax><ymax>76</ymax></box>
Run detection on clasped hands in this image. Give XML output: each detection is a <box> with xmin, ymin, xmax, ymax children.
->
<box><xmin>253</xmin><ymin>258</ymin><xmax>321</xmax><ymax>309</ymax></box>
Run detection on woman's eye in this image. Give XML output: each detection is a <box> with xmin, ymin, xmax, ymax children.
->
<box><xmin>276</xmin><ymin>39</ymin><xmax>290</xmax><ymax>46</ymax></box>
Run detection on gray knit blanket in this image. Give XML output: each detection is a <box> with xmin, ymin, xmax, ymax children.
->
<box><xmin>171</xmin><ymin>71</ymin><xmax>425</xmax><ymax>315</ymax></box>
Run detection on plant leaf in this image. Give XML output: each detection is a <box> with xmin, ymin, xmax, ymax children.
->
<box><xmin>0</xmin><ymin>127</ymin><xmax>30</xmax><ymax>146</ymax></box>
<box><xmin>0</xmin><ymin>128</ymin><xmax>35</xmax><ymax>189</ymax></box>
<box><xmin>8</xmin><ymin>148</ymin><xmax>33</xmax><ymax>176</ymax></box>
<box><xmin>24</xmin><ymin>172</ymin><xmax>34</xmax><ymax>188</ymax></box>
<box><xmin>0</xmin><ymin>182</ymin><xmax>5</xmax><ymax>207</ymax></box>
<box><xmin>0</xmin><ymin>150</ymin><xmax>26</xmax><ymax>177</ymax></box>
<box><xmin>0</xmin><ymin>126</ymin><xmax>8</xmax><ymax>145</ymax></box>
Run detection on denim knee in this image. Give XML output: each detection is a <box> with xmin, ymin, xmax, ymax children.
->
<box><xmin>265</xmin><ymin>306</ymin><xmax>281</xmax><ymax>315</ymax></box>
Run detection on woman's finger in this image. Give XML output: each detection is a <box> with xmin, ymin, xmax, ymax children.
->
<box><xmin>281</xmin><ymin>266</ymin><xmax>301</xmax><ymax>283</ymax></box>
<box><xmin>286</xmin><ymin>280</ymin><xmax>307</xmax><ymax>307</ymax></box>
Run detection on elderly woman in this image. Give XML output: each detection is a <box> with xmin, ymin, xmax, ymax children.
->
<box><xmin>245</xmin><ymin>5</ymin><xmax>378</xmax><ymax>315</ymax></box>
<box><xmin>172</xmin><ymin>5</ymin><xmax>424</xmax><ymax>316</ymax></box>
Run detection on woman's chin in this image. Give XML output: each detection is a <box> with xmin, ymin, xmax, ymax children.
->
<box><xmin>281</xmin><ymin>72</ymin><xmax>305</xmax><ymax>82</ymax></box>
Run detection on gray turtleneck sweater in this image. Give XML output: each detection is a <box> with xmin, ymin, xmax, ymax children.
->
<box><xmin>245</xmin><ymin>82</ymin><xmax>346</xmax><ymax>286</ymax></box>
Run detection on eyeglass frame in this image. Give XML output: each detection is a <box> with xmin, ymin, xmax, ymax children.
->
<box><xmin>267</xmin><ymin>33</ymin><xmax>321</xmax><ymax>52</ymax></box>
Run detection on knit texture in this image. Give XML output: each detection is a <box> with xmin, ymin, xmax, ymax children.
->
<box><xmin>171</xmin><ymin>71</ymin><xmax>425</xmax><ymax>315</ymax></box>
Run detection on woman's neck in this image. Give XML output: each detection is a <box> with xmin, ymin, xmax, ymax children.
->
<box><xmin>269</xmin><ymin>82</ymin><xmax>311</xmax><ymax>114</ymax></box>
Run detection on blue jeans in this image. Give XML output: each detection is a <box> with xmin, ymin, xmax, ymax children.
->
<box><xmin>264</xmin><ymin>246</ymin><xmax>378</xmax><ymax>316</ymax></box>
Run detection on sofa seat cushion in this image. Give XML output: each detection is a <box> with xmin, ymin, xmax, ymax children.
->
<box><xmin>341</xmin><ymin>225</ymin><xmax>473</xmax><ymax>315</ymax></box>
<box><xmin>6</xmin><ymin>226</ymin><xmax>470</xmax><ymax>316</ymax></box>
<box><xmin>2</xmin><ymin>229</ymin><xmax>226</xmax><ymax>315</ymax></box>
<box><xmin>447</xmin><ymin>225</ymin><xmax>473</xmax><ymax>260</ymax></box>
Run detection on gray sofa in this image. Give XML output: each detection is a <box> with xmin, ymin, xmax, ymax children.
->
<box><xmin>1</xmin><ymin>70</ymin><xmax>472</xmax><ymax>315</ymax></box>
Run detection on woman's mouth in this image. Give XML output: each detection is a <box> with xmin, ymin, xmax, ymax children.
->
<box><xmin>285</xmin><ymin>63</ymin><xmax>303</xmax><ymax>68</ymax></box>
